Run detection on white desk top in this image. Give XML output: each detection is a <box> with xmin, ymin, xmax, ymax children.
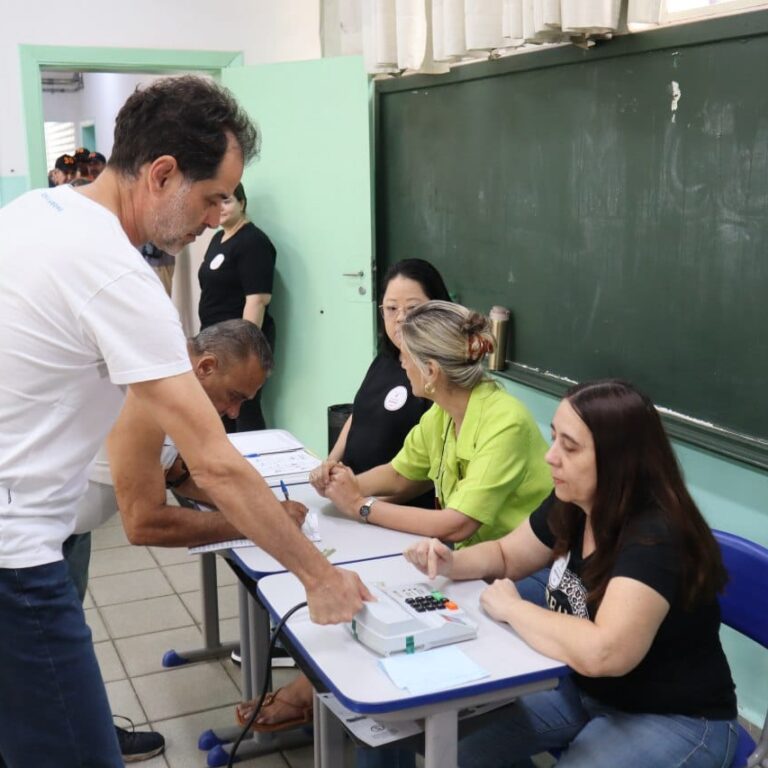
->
<box><xmin>228</xmin><ymin>483</ymin><xmax>423</xmax><ymax>578</ymax></box>
<box><xmin>257</xmin><ymin>556</ymin><xmax>569</xmax><ymax>717</ymax></box>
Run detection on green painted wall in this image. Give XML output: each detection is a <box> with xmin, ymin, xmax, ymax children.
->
<box><xmin>497</xmin><ymin>375</ymin><xmax>768</xmax><ymax>727</ymax></box>
<box><xmin>0</xmin><ymin>175</ymin><xmax>29</xmax><ymax>207</ymax></box>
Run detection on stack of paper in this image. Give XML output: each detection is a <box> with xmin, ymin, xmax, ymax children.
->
<box><xmin>379</xmin><ymin>645</ymin><xmax>489</xmax><ymax>694</ymax></box>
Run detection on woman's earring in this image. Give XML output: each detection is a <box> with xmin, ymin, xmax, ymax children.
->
<box><xmin>424</xmin><ymin>382</ymin><xmax>435</xmax><ymax>396</ymax></box>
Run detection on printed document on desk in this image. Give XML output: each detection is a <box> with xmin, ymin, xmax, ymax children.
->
<box><xmin>246</xmin><ymin>450</ymin><xmax>320</xmax><ymax>485</ymax></box>
<box><xmin>226</xmin><ymin>429</ymin><xmax>320</xmax><ymax>485</ymax></box>
<box><xmin>227</xmin><ymin>429</ymin><xmax>303</xmax><ymax>455</ymax></box>
<box><xmin>189</xmin><ymin>511</ymin><xmax>320</xmax><ymax>554</ymax></box>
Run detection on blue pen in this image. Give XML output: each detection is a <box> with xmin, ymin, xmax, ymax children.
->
<box><xmin>244</xmin><ymin>452</ymin><xmax>260</xmax><ymax>458</ymax></box>
<box><xmin>279</xmin><ymin>480</ymin><xmax>290</xmax><ymax>501</ymax></box>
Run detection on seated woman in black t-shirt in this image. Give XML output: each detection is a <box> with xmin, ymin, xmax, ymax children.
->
<box><xmin>403</xmin><ymin>379</ymin><xmax>738</xmax><ymax>768</ymax></box>
<box><xmin>234</xmin><ymin>258</ymin><xmax>451</xmax><ymax>729</ymax></box>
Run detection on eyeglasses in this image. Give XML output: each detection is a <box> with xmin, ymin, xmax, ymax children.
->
<box><xmin>378</xmin><ymin>303</ymin><xmax>422</xmax><ymax>320</ymax></box>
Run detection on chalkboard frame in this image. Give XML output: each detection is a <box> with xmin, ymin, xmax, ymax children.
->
<box><xmin>374</xmin><ymin>10</ymin><xmax>768</xmax><ymax>471</ymax></box>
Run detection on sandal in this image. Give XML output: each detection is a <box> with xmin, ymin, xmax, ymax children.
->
<box><xmin>235</xmin><ymin>687</ymin><xmax>313</xmax><ymax>733</ymax></box>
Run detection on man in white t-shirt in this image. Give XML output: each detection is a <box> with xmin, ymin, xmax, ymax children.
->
<box><xmin>0</xmin><ymin>76</ymin><xmax>369</xmax><ymax>768</ymax></box>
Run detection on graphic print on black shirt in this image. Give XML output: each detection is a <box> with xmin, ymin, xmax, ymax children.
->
<box><xmin>546</xmin><ymin>552</ymin><xmax>589</xmax><ymax>618</ymax></box>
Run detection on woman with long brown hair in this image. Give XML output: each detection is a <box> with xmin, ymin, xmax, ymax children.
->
<box><xmin>404</xmin><ymin>379</ymin><xmax>738</xmax><ymax>768</ymax></box>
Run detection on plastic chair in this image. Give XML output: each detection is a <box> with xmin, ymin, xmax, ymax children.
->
<box><xmin>713</xmin><ymin>529</ymin><xmax>768</xmax><ymax>768</ymax></box>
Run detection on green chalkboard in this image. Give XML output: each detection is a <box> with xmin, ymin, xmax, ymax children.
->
<box><xmin>375</xmin><ymin>12</ymin><xmax>768</xmax><ymax>469</ymax></box>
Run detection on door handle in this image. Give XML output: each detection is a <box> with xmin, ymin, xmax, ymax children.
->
<box><xmin>342</xmin><ymin>271</ymin><xmax>364</xmax><ymax>277</ymax></box>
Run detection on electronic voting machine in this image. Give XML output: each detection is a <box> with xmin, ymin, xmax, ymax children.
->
<box><xmin>348</xmin><ymin>582</ymin><xmax>478</xmax><ymax>656</ymax></box>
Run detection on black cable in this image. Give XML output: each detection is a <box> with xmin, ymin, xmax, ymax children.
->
<box><xmin>226</xmin><ymin>600</ymin><xmax>309</xmax><ymax>768</ymax></box>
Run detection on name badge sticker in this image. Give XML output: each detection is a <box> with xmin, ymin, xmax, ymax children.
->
<box><xmin>384</xmin><ymin>386</ymin><xmax>408</xmax><ymax>412</ymax></box>
<box><xmin>210</xmin><ymin>253</ymin><xmax>225</xmax><ymax>270</ymax></box>
<box><xmin>548</xmin><ymin>552</ymin><xmax>571</xmax><ymax>591</ymax></box>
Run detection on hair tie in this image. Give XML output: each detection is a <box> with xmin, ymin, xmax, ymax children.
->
<box><xmin>467</xmin><ymin>335</ymin><xmax>494</xmax><ymax>363</ymax></box>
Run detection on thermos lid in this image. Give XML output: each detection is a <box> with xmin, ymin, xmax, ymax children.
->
<box><xmin>489</xmin><ymin>306</ymin><xmax>510</xmax><ymax>320</ymax></box>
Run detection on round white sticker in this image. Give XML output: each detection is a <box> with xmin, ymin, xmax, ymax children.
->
<box><xmin>384</xmin><ymin>386</ymin><xmax>408</xmax><ymax>411</ymax></box>
<box><xmin>209</xmin><ymin>253</ymin><xmax>225</xmax><ymax>270</ymax></box>
<box><xmin>548</xmin><ymin>552</ymin><xmax>571</xmax><ymax>591</ymax></box>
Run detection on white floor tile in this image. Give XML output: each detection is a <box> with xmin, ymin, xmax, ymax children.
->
<box><xmin>94</xmin><ymin>640</ymin><xmax>126</xmax><ymax>683</ymax></box>
<box><xmin>116</xmin><ymin>625</ymin><xmax>205</xmax><ymax>678</ymax></box>
<box><xmin>162</xmin><ymin>561</ymin><xmax>201</xmax><ymax>594</ymax></box>
<box><xmin>107</xmin><ymin>679</ymin><xmax>148</xmax><ymax>726</ymax></box>
<box><xmin>89</xmin><ymin>568</ymin><xmax>174</xmax><ymax>607</ymax></box>
<box><xmin>92</xmin><ymin>524</ymin><xmax>130</xmax><ymax>550</ymax></box>
<box><xmin>101</xmin><ymin>594</ymin><xmax>195</xmax><ymax>639</ymax></box>
<box><xmin>149</xmin><ymin>545</ymin><xmax>194</xmax><ymax>566</ymax></box>
<box><xmin>132</xmin><ymin>662</ymin><xmax>241</xmax><ymax>722</ymax></box>
<box><xmin>86</xmin><ymin>606</ymin><xmax>109</xmax><ymax>643</ymax></box>
<box><xmin>180</xmin><ymin>584</ymin><xmax>240</xmax><ymax>624</ymax></box>
<box><xmin>90</xmin><ymin>545</ymin><xmax>156</xmax><ymax>577</ymax></box>
<box><xmin>216</xmin><ymin>557</ymin><xmax>238</xmax><ymax>586</ymax></box>
<box><xmin>218</xmin><ymin>616</ymin><xmax>241</xmax><ymax>645</ymax></box>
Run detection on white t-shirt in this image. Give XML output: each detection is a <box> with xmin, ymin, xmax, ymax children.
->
<box><xmin>0</xmin><ymin>186</ymin><xmax>191</xmax><ymax>567</ymax></box>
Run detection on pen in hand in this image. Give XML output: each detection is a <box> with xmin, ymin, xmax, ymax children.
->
<box><xmin>279</xmin><ymin>480</ymin><xmax>290</xmax><ymax>501</ymax></box>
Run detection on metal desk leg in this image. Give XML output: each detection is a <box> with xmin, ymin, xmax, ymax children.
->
<box><xmin>162</xmin><ymin>552</ymin><xmax>238</xmax><ymax>667</ymax></box>
<box><xmin>201</xmin><ymin>581</ymin><xmax>313</xmax><ymax>765</ymax></box>
<box><xmin>423</xmin><ymin>709</ymin><xmax>458</xmax><ymax>768</ymax></box>
<box><xmin>247</xmin><ymin>585</ymin><xmax>272</xmax><ymax>699</ymax></box>
<box><xmin>314</xmin><ymin>691</ymin><xmax>346</xmax><ymax>768</ymax></box>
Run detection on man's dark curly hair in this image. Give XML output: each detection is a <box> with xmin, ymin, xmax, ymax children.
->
<box><xmin>109</xmin><ymin>76</ymin><xmax>260</xmax><ymax>181</ymax></box>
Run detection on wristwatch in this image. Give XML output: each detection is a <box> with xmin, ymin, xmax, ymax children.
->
<box><xmin>358</xmin><ymin>496</ymin><xmax>377</xmax><ymax>524</ymax></box>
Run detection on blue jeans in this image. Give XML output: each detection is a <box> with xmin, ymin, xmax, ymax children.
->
<box><xmin>457</xmin><ymin>676</ymin><xmax>738</xmax><ymax>768</ymax></box>
<box><xmin>0</xmin><ymin>561</ymin><xmax>121</xmax><ymax>767</ymax></box>
<box><xmin>515</xmin><ymin>567</ymin><xmax>550</xmax><ymax>607</ymax></box>
<box><xmin>357</xmin><ymin>671</ymin><xmax>737</xmax><ymax>768</ymax></box>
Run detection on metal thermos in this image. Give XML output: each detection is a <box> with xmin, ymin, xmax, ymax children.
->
<box><xmin>487</xmin><ymin>306</ymin><xmax>510</xmax><ymax>371</ymax></box>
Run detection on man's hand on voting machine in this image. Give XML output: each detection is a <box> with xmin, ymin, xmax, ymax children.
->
<box><xmin>306</xmin><ymin>567</ymin><xmax>374</xmax><ymax>625</ymax></box>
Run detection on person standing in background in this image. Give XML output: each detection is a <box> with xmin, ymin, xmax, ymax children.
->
<box><xmin>88</xmin><ymin>151</ymin><xmax>107</xmax><ymax>179</ymax></box>
<box><xmin>198</xmin><ymin>182</ymin><xmax>276</xmax><ymax>431</ymax></box>
<box><xmin>51</xmin><ymin>153</ymin><xmax>76</xmax><ymax>185</ymax></box>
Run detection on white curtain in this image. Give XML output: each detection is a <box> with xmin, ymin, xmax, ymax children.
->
<box><xmin>361</xmin><ymin>0</ymin><xmax>661</xmax><ymax>75</ymax></box>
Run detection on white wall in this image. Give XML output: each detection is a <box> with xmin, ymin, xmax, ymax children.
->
<box><xmin>0</xmin><ymin>0</ymin><xmax>321</xmax><ymax>178</ymax></box>
<box><xmin>79</xmin><ymin>72</ymin><xmax>164</xmax><ymax>158</ymax></box>
<box><xmin>42</xmin><ymin>73</ymin><xmax>160</xmax><ymax>157</ymax></box>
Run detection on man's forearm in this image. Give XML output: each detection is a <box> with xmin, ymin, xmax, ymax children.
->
<box><xmin>121</xmin><ymin>503</ymin><xmax>241</xmax><ymax>548</ymax></box>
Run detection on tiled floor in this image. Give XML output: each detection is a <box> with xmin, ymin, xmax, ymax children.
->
<box><xmin>87</xmin><ymin>508</ymin><xmax>314</xmax><ymax>768</ymax></box>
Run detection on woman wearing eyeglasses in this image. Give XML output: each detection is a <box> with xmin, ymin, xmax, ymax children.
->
<box><xmin>326</xmin><ymin>259</ymin><xmax>454</xmax><ymax>510</ymax></box>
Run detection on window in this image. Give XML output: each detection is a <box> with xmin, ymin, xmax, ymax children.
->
<box><xmin>44</xmin><ymin>121</ymin><xmax>76</xmax><ymax>172</ymax></box>
<box><xmin>664</xmin><ymin>0</ymin><xmax>768</xmax><ymax>20</ymax></box>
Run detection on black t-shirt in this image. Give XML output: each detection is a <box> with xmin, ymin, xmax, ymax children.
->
<box><xmin>343</xmin><ymin>353</ymin><xmax>434</xmax><ymax>508</ymax></box>
<box><xmin>198</xmin><ymin>223</ymin><xmax>276</xmax><ymax>331</ymax></box>
<box><xmin>529</xmin><ymin>494</ymin><xmax>737</xmax><ymax>720</ymax></box>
